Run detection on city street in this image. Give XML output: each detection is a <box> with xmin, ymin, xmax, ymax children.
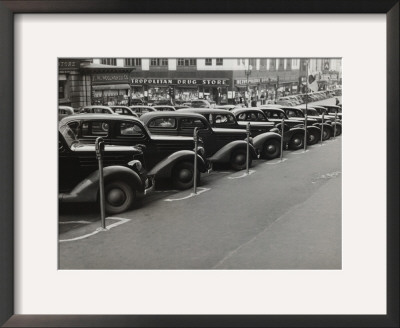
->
<box><xmin>59</xmin><ymin>128</ymin><xmax>341</xmax><ymax>270</ymax></box>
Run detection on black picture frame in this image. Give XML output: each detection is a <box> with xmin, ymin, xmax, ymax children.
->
<box><xmin>0</xmin><ymin>1</ymin><xmax>398</xmax><ymax>327</ymax></box>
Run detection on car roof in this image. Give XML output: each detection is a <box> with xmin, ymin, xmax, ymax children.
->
<box><xmin>259</xmin><ymin>107</ymin><xmax>285</xmax><ymax>113</ymax></box>
<box><xmin>82</xmin><ymin>105</ymin><xmax>113</xmax><ymax>109</ymax></box>
<box><xmin>60</xmin><ymin>113</ymin><xmax>142</xmax><ymax>124</ymax></box>
<box><xmin>140</xmin><ymin>111</ymin><xmax>206</xmax><ymax>124</ymax></box>
<box><xmin>129</xmin><ymin>105</ymin><xmax>155</xmax><ymax>109</ymax></box>
<box><xmin>230</xmin><ymin>107</ymin><xmax>265</xmax><ymax>115</ymax></box>
<box><xmin>178</xmin><ymin>108</ymin><xmax>232</xmax><ymax>115</ymax></box>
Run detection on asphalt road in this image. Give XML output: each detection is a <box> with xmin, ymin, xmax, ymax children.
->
<box><xmin>59</xmin><ymin>131</ymin><xmax>342</xmax><ymax>270</ymax></box>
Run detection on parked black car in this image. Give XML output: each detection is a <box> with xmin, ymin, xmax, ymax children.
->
<box><xmin>140</xmin><ymin>111</ymin><xmax>261</xmax><ymax>170</ymax></box>
<box><xmin>59</xmin><ymin>124</ymin><xmax>152</xmax><ymax>214</ymax></box>
<box><xmin>109</xmin><ymin>106</ymin><xmax>139</xmax><ymax>117</ymax></box>
<box><xmin>282</xmin><ymin>107</ymin><xmax>335</xmax><ymax>140</ymax></box>
<box><xmin>298</xmin><ymin>106</ymin><xmax>342</xmax><ymax>136</ymax></box>
<box><xmin>259</xmin><ymin>107</ymin><xmax>321</xmax><ymax>146</ymax></box>
<box><xmin>60</xmin><ymin>114</ymin><xmax>208</xmax><ymax>190</ymax></box>
<box><xmin>177</xmin><ymin>108</ymin><xmax>282</xmax><ymax>160</ymax></box>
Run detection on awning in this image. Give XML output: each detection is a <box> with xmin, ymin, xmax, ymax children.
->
<box><xmin>92</xmin><ymin>84</ymin><xmax>130</xmax><ymax>90</ymax></box>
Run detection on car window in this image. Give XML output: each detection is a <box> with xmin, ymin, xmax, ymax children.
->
<box><xmin>256</xmin><ymin>112</ymin><xmax>267</xmax><ymax>121</ymax></box>
<box><xmin>118</xmin><ymin>122</ymin><xmax>146</xmax><ymax>137</ymax></box>
<box><xmin>181</xmin><ymin>118</ymin><xmax>206</xmax><ymax>129</ymax></box>
<box><xmin>214</xmin><ymin>114</ymin><xmax>235</xmax><ymax>125</ymax></box>
<box><xmin>148</xmin><ymin>118</ymin><xmax>177</xmax><ymax>128</ymax></box>
<box><xmin>67</xmin><ymin>121</ymin><xmax>79</xmax><ymax>136</ymax></box>
<box><xmin>81</xmin><ymin>121</ymin><xmax>109</xmax><ymax>136</ymax></box>
<box><xmin>113</xmin><ymin>108</ymin><xmax>123</xmax><ymax>114</ymax></box>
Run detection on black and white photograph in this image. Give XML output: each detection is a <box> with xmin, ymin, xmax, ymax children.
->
<box><xmin>58</xmin><ymin>57</ymin><xmax>343</xmax><ymax>270</ymax></box>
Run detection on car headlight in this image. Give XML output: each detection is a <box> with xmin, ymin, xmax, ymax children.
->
<box><xmin>325</xmin><ymin>120</ymin><xmax>332</xmax><ymax>125</ymax></box>
<box><xmin>128</xmin><ymin>159</ymin><xmax>142</xmax><ymax>171</ymax></box>
<box><xmin>196</xmin><ymin>146</ymin><xmax>205</xmax><ymax>157</ymax></box>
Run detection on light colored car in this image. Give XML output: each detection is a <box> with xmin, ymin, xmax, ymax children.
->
<box><xmin>79</xmin><ymin>105</ymin><xmax>116</xmax><ymax>114</ymax></box>
<box><xmin>58</xmin><ymin>106</ymin><xmax>74</xmax><ymax>121</ymax></box>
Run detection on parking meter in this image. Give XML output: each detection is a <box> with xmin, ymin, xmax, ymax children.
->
<box><xmin>321</xmin><ymin>113</ymin><xmax>324</xmax><ymax>144</ymax></box>
<box><xmin>304</xmin><ymin>114</ymin><xmax>308</xmax><ymax>151</ymax></box>
<box><xmin>280</xmin><ymin>118</ymin><xmax>284</xmax><ymax>161</ymax></box>
<box><xmin>95</xmin><ymin>137</ymin><xmax>106</xmax><ymax>229</ymax></box>
<box><xmin>246</xmin><ymin>122</ymin><xmax>250</xmax><ymax>174</ymax></box>
<box><xmin>334</xmin><ymin>112</ymin><xmax>338</xmax><ymax>138</ymax></box>
<box><xmin>193</xmin><ymin>127</ymin><xmax>199</xmax><ymax>194</ymax></box>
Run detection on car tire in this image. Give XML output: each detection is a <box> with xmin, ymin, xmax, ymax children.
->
<box><xmin>230</xmin><ymin>148</ymin><xmax>251</xmax><ymax>171</ymax></box>
<box><xmin>261</xmin><ymin>139</ymin><xmax>281</xmax><ymax>160</ymax></box>
<box><xmin>307</xmin><ymin>130</ymin><xmax>320</xmax><ymax>145</ymax></box>
<box><xmin>172</xmin><ymin>161</ymin><xmax>199</xmax><ymax>190</ymax></box>
<box><xmin>322</xmin><ymin>127</ymin><xmax>332</xmax><ymax>140</ymax></box>
<box><xmin>333</xmin><ymin>125</ymin><xmax>342</xmax><ymax>136</ymax></box>
<box><xmin>289</xmin><ymin>133</ymin><xmax>304</xmax><ymax>150</ymax></box>
<box><xmin>104</xmin><ymin>181</ymin><xmax>135</xmax><ymax>215</ymax></box>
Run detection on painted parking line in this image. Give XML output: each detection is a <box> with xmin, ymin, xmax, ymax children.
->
<box><xmin>265</xmin><ymin>158</ymin><xmax>288</xmax><ymax>165</ymax></box>
<box><xmin>312</xmin><ymin>171</ymin><xmax>341</xmax><ymax>183</ymax></box>
<box><xmin>59</xmin><ymin>217</ymin><xmax>130</xmax><ymax>243</ymax></box>
<box><xmin>289</xmin><ymin>149</ymin><xmax>310</xmax><ymax>155</ymax></box>
<box><xmin>164</xmin><ymin>187</ymin><xmax>211</xmax><ymax>202</ymax></box>
<box><xmin>228</xmin><ymin>170</ymin><xmax>255</xmax><ymax>179</ymax></box>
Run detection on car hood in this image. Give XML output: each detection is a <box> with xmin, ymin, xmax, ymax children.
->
<box><xmin>151</xmin><ymin>135</ymin><xmax>194</xmax><ymax>141</ymax></box>
<box><xmin>213</xmin><ymin>127</ymin><xmax>247</xmax><ymax>135</ymax></box>
<box><xmin>71</xmin><ymin>143</ymin><xmax>142</xmax><ymax>154</ymax></box>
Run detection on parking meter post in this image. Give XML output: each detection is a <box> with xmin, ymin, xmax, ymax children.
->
<box><xmin>95</xmin><ymin>137</ymin><xmax>106</xmax><ymax>230</ymax></box>
<box><xmin>193</xmin><ymin>127</ymin><xmax>198</xmax><ymax>195</ymax></box>
<box><xmin>303</xmin><ymin>114</ymin><xmax>307</xmax><ymax>151</ymax></box>
<box><xmin>321</xmin><ymin>113</ymin><xmax>324</xmax><ymax>145</ymax></box>
<box><xmin>333</xmin><ymin>112</ymin><xmax>337</xmax><ymax>138</ymax></box>
<box><xmin>280</xmin><ymin>118</ymin><xmax>284</xmax><ymax>161</ymax></box>
<box><xmin>246</xmin><ymin>122</ymin><xmax>250</xmax><ymax>174</ymax></box>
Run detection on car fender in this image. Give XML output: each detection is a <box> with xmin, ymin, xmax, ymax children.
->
<box><xmin>208</xmin><ymin>140</ymin><xmax>257</xmax><ymax>163</ymax></box>
<box><xmin>148</xmin><ymin>150</ymin><xmax>207</xmax><ymax>178</ymax></box>
<box><xmin>252</xmin><ymin>131</ymin><xmax>282</xmax><ymax>151</ymax></box>
<box><xmin>283</xmin><ymin>127</ymin><xmax>305</xmax><ymax>142</ymax></box>
<box><xmin>306</xmin><ymin>125</ymin><xmax>321</xmax><ymax>135</ymax></box>
<box><xmin>313</xmin><ymin>122</ymin><xmax>333</xmax><ymax>133</ymax></box>
<box><xmin>59</xmin><ymin>166</ymin><xmax>144</xmax><ymax>203</ymax></box>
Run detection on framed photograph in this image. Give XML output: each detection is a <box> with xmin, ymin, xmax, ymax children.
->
<box><xmin>1</xmin><ymin>1</ymin><xmax>398</xmax><ymax>327</ymax></box>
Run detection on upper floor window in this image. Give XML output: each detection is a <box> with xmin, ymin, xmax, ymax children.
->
<box><xmin>125</xmin><ymin>58</ymin><xmax>142</xmax><ymax>67</ymax></box>
<box><xmin>269</xmin><ymin>59</ymin><xmax>276</xmax><ymax>70</ymax></box>
<box><xmin>205</xmin><ymin>58</ymin><xmax>212</xmax><ymax>66</ymax></box>
<box><xmin>100</xmin><ymin>58</ymin><xmax>117</xmax><ymax>66</ymax></box>
<box><xmin>249</xmin><ymin>58</ymin><xmax>256</xmax><ymax>67</ymax></box>
<box><xmin>278</xmin><ymin>59</ymin><xmax>284</xmax><ymax>70</ymax></box>
<box><xmin>177</xmin><ymin>58</ymin><xmax>197</xmax><ymax>66</ymax></box>
<box><xmin>216</xmin><ymin>58</ymin><xmax>223</xmax><ymax>66</ymax></box>
<box><xmin>260</xmin><ymin>59</ymin><xmax>267</xmax><ymax>67</ymax></box>
<box><xmin>150</xmin><ymin>58</ymin><xmax>168</xmax><ymax>66</ymax></box>
<box><xmin>286</xmin><ymin>59</ymin><xmax>292</xmax><ymax>70</ymax></box>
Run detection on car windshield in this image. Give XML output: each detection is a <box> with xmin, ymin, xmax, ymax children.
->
<box><xmin>306</xmin><ymin>109</ymin><xmax>319</xmax><ymax>116</ymax></box>
<box><xmin>286</xmin><ymin>109</ymin><xmax>304</xmax><ymax>118</ymax></box>
<box><xmin>191</xmin><ymin>101</ymin><xmax>209</xmax><ymax>108</ymax></box>
<box><xmin>59</xmin><ymin>125</ymin><xmax>79</xmax><ymax>148</ymax></box>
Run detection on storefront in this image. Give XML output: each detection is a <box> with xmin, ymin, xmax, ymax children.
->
<box><xmin>91</xmin><ymin>72</ymin><xmax>130</xmax><ymax>105</ymax></box>
<box><xmin>130</xmin><ymin>78</ymin><xmax>231</xmax><ymax>105</ymax></box>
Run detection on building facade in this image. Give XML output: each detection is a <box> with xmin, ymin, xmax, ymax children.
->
<box><xmin>58</xmin><ymin>58</ymin><xmax>342</xmax><ymax>108</ymax></box>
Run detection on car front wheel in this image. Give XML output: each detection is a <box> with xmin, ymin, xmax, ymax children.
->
<box><xmin>307</xmin><ymin>130</ymin><xmax>320</xmax><ymax>145</ymax></box>
<box><xmin>261</xmin><ymin>139</ymin><xmax>281</xmax><ymax>159</ymax></box>
<box><xmin>104</xmin><ymin>181</ymin><xmax>135</xmax><ymax>215</ymax></box>
<box><xmin>230</xmin><ymin>148</ymin><xmax>251</xmax><ymax>171</ymax></box>
<box><xmin>289</xmin><ymin>133</ymin><xmax>304</xmax><ymax>150</ymax></box>
<box><xmin>172</xmin><ymin>161</ymin><xmax>199</xmax><ymax>190</ymax></box>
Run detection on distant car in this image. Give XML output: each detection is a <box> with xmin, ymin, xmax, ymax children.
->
<box><xmin>232</xmin><ymin>108</ymin><xmax>314</xmax><ymax>150</ymax></box>
<box><xmin>189</xmin><ymin>99</ymin><xmax>212</xmax><ymax>108</ymax></box>
<box><xmin>320</xmin><ymin>105</ymin><xmax>342</xmax><ymax>119</ymax></box>
<box><xmin>151</xmin><ymin>99</ymin><xmax>173</xmax><ymax>106</ymax></box>
<box><xmin>259</xmin><ymin>107</ymin><xmax>321</xmax><ymax>146</ymax></box>
<box><xmin>283</xmin><ymin>107</ymin><xmax>334</xmax><ymax>140</ymax></box>
<box><xmin>58</xmin><ymin>106</ymin><xmax>74</xmax><ymax>121</ymax></box>
<box><xmin>297</xmin><ymin>106</ymin><xmax>342</xmax><ymax>136</ymax></box>
<box><xmin>215</xmin><ymin>105</ymin><xmax>236</xmax><ymax>111</ymax></box>
<box><xmin>60</xmin><ymin>114</ymin><xmax>208</xmax><ymax>190</ymax></box>
<box><xmin>175</xmin><ymin>108</ymin><xmax>282</xmax><ymax>160</ymax></box>
<box><xmin>140</xmin><ymin>111</ymin><xmax>262</xmax><ymax>170</ymax></box>
<box><xmin>153</xmin><ymin>105</ymin><xmax>176</xmax><ymax>111</ymax></box>
<box><xmin>79</xmin><ymin>105</ymin><xmax>116</xmax><ymax>115</ymax></box>
<box><xmin>109</xmin><ymin>106</ymin><xmax>139</xmax><ymax>117</ymax></box>
<box><xmin>129</xmin><ymin>106</ymin><xmax>157</xmax><ymax>117</ymax></box>
<box><xmin>130</xmin><ymin>99</ymin><xmax>145</xmax><ymax>106</ymax></box>
<box><xmin>58</xmin><ymin>124</ymin><xmax>152</xmax><ymax>214</ymax></box>
<box><xmin>174</xmin><ymin>105</ymin><xmax>190</xmax><ymax>110</ymax></box>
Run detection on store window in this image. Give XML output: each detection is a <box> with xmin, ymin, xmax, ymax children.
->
<box><xmin>216</xmin><ymin>58</ymin><xmax>223</xmax><ymax>66</ymax></box>
<box><xmin>100</xmin><ymin>58</ymin><xmax>117</xmax><ymax>66</ymax></box>
<box><xmin>278</xmin><ymin>59</ymin><xmax>284</xmax><ymax>70</ymax></box>
<box><xmin>59</xmin><ymin>81</ymin><xmax>66</xmax><ymax>99</ymax></box>
<box><xmin>205</xmin><ymin>58</ymin><xmax>212</xmax><ymax>66</ymax></box>
<box><xmin>150</xmin><ymin>58</ymin><xmax>168</xmax><ymax>66</ymax></box>
<box><xmin>177</xmin><ymin>58</ymin><xmax>197</xmax><ymax>66</ymax></box>
<box><xmin>125</xmin><ymin>58</ymin><xmax>142</xmax><ymax>67</ymax></box>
